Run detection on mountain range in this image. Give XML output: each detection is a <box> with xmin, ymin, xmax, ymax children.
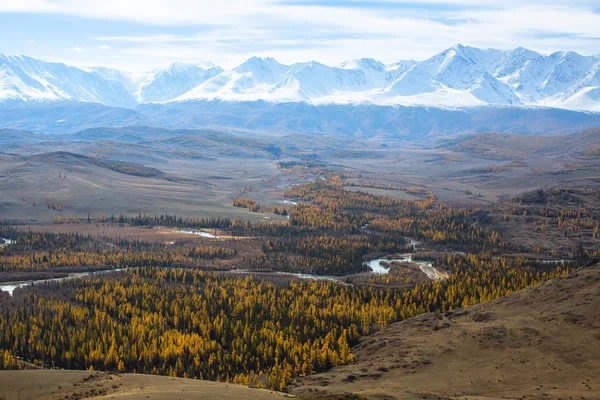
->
<box><xmin>1</xmin><ymin>45</ymin><xmax>600</xmax><ymax>111</ymax></box>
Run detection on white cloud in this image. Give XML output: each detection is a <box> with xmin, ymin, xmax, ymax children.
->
<box><xmin>71</xmin><ymin>46</ymin><xmax>85</xmax><ymax>52</ymax></box>
<box><xmin>0</xmin><ymin>0</ymin><xmax>275</xmax><ymax>25</ymax></box>
<box><xmin>1</xmin><ymin>1</ymin><xmax>599</xmax><ymax>71</ymax></box>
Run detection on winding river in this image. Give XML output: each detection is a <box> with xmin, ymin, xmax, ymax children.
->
<box><xmin>232</xmin><ymin>254</ymin><xmax>446</xmax><ymax>283</ymax></box>
<box><xmin>0</xmin><ymin>251</ymin><xmax>446</xmax><ymax>296</ymax></box>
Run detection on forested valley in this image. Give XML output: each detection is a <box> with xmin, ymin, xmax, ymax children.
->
<box><xmin>0</xmin><ymin>175</ymin><xmax>597</xmax><ymax>390</ymax></box>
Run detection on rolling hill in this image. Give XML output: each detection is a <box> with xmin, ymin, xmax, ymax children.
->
<box><xmin>1</xmin><ymin>101</ymin><xmax>598</xmax><ymax>137</ymax></box>
<box><xmin>437</xmin><ymin>128</ymin><xmax>600</xmax><ymax>160</ymax></box>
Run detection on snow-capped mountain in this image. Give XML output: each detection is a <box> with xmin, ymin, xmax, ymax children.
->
<box><xmin>1</xmin><ymin>45</ymin><xmax>600</xmax><ymax>111</ymax></box>
<box><xmin>174</xmin><ymin>45</ymin><xmax>600</xmax><ymax>110</ymax></box>
<box><xmin>178</xmin><ymin>57</ymin><xmax>290</xmax><ymax>102</ymax></box>
<box><xmin>0</xmin><ymin>54</ymin><xmax>137</xmax><ymax>108</ymax></box>
<box><xmin>91</xmin><ymin>62</ymin><xmax>224</xmax><ymax>103</ymax></box>
<box><xmin>136</xmin><ymin>62</ymin><xmax>223</xmax><ymax>103</ymax></box>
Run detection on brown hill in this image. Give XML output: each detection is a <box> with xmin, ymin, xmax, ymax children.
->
<box><xmin>26</xmin><ymin>151</ymin><xmax>167</xmax><ymax>178</ymax></box>
<box><xmin>290</xmin><ymin>263</ymin><xmax>600</xmax><ymax>400</ymax></box>
<box><xmin>475</xmin><ymin>188</ymin><xmax>600</xmax><ymax>257</ymax></box>
<box><xmin>438</xmin><ymin>128</ymin><xmax>600</xmax><ymax>160</ymax></box>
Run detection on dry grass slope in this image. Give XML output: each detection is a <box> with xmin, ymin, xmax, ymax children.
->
<box><xmin>0</xmin><ymin>370</ymin><xmax>291</xmax><ymax>400</ymax></box>
<box><xmin>290</xmin><ymin>263</ymin><xmax>600</xmax><ymax>400</ymax></box>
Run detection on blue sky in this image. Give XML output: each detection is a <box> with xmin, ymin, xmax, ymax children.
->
<box><xmin>1</xmin><ymin>0</ymin><xmax>600</xmax><ymax>71</ymax></box>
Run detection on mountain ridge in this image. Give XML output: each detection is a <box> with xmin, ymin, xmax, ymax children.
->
<box><xmin>1</xmin><ymin>45</ymin><xmax>600</xmax><ymax>111</ymax></box>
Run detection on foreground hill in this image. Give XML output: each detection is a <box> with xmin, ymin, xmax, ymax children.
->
<box><xmin>1</xmin><ymin>263</ymin><xmax>597</xmax><ymax>400</ymax></box>
<box><xmin>0</xmin><ymin>370</ymin><xmax>289</xmax><ymax>400</ymax></box>
<box><xmin>290</xmin><ymin>263</ymin><xmax>600</xmax><ymax>399</ymax></box>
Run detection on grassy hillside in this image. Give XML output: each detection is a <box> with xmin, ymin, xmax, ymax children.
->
<box><xmin>291</xmin><ymin>263</ymin><xmax>600</xmax><ymax>399</ymax></box>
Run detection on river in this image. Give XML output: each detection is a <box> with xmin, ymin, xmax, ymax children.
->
<box><xmin>0</xmin><ymin>269</ymin><xmax>125</xmax><ymax>296</ymax></box>
<box><xmin>177</xmin><ymin>229</ymin><xmax>219</xmax><ymax>238</ymax></box>
<box><xmin>0</xmin><ymin>253</ymin><xmax>446</xmax><ymax>296</ymax></box>
<box><xmin>278</xmin><ymin>200</ymin><xmax>299</xmax><ymax>206</ymax></box>
<box><xmin>0</xmin><ymin>237</ymin><xmax>15</xmax><ymax>247</ymax></box>
<box><xmin>228</xmin><ymin>270</ymin><xmax>342</xmax><ymax>282</ymax></box>
<box><xmin>364</xmin><ymin>254</ymin><xmax>446</xmax><ymax>281</ymax></box>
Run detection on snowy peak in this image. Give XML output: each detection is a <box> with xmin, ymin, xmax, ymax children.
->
<box><xmin>138</xmin><ymin>62</ymin><xmax>224</xmax><ymax>103</ymax></box>
<box><xmin>230</xmin><ymin>57</ymin><xmax>289</xmax><ymax>87</ymax></box>
<box><xmin>340</xmin><ymin>58</ymin><xmax>391</xmax><ymax>88</ymax></box>
<box><xmin>375</xmin><ymin>45</ymin><xmax>517</xmax><ymax>105</ymax></box>
<box><xmin>559</xmin><ymin>86</ymin><xmax>600</xmax><ymax>112</ymax></box>
<box><xmin>197</xmin><ymin>61</ymin><xmax>217</xmax><ymax>69</ymax></box>
<box><xmin>234</xmin><ymin>57</ymin><xmax>287</xmax><ymax>74</ymax></box>
<box><xmin>539</xmin><ymin>52</ymin><xmax>592</xmax><ymax>94</ymax></box>
<box><xmin>504</xmin><ymin>50</ymin><xmax>599</xmax><ymax>103</ymax></box>
<box><xmin>340</xmin><ymin>58</ymin><xmax>385</xmax><ymax>72</ymax></box>
<box><xmin>177</xmin><ymin>58</ymin><xmax>290</xmax><ymax>102</ymax></box>
<box><xmin>434</xmin><ymin>49</ymin><xmax>484</xmax><ymax>88</ymax></box>
<box><xmin>448</xmin><ymin>44</ymin><xmax>505</xmax><ymax>73</ymax></box>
